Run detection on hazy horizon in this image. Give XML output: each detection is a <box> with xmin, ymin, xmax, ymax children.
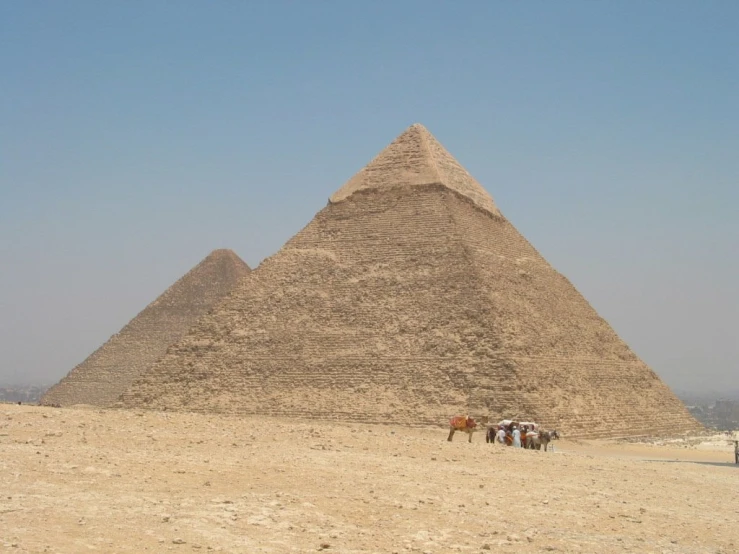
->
<box><xmin>2</xmin><ymin>1</ymin><xmax>737</xmax><ymax>394</ymax></box>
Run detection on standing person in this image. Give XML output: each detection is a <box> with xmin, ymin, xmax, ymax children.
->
<box><xmin>512</xmin><ymin>426</ymin><xmax>521</xmax><ymax>448</ymax></box>
<box><xmin>496</xmin><ymin>426</ymin><xmax>506</xmax><ymax>445</ymax></box>
<box><xmin>734</xmin><ymin>441</ymin><xmax>738</xmax><ymax>464</ymax></box>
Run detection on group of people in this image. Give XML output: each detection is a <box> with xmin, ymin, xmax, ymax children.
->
<box><xmin>487</xmin><ymin>420</ymin><xmax>538</xmax><ymax>448</ymax></box>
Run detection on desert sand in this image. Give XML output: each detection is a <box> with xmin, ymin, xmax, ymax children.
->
<box><xmin>1</xmin><ymin>405</ymin><xmax>736</xmax><ymax>553</ymax></box>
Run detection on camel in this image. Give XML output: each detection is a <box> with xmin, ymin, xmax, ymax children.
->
<box><xmin>447</xmin><ymin>415</ymin><xmax>488</xmax><ymax>442</ymax></box>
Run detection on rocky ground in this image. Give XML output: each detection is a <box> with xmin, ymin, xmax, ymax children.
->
<box><xmin>1</xmin><ymin>405</ymin><xmax>736</xmax><ymax>553</ymax></box>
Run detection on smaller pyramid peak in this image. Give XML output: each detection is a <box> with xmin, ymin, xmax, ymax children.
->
<box><xmin>330</xmin><ymin>124</ymin><xmax>500</xmax><ymax>216</ymax></box>
<box><xmin>207</xmin><ymin>248</ymin><xmax>239</xmax><ymax>258</ymax></box>
<box><xmin>201</xmin><ymin>249</ymin><xmax>251</xmax><ymax>271</ymax></box>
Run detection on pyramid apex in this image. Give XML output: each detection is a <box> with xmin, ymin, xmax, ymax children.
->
<box><xmin>201</xmin><ymin>249</ymin><xmax>251</xmax><ymax>271</ymax></box>
<box><xmin>331</xmin><ymin>124</ymin><xmax>500</xmax><ymax>216</ymax></box>
<box><xmin>205</xmin><ymin>248</ymin><xmax>243</xmax><ymax>260</ymax></box>
<box><xmin>207</xmin><ymin>248</ymin><xmax>238</xmax><ymax>258</ymax></box>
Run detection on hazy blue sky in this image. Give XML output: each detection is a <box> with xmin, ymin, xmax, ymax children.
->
<box><xmin>1</xmin><ymin>1</ymin><xmax>737</xmax><ymax>394</ymax></box>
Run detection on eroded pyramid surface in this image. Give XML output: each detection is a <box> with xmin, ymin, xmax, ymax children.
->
<box><xmin>41</xmin><ymin>249</ymin><xmax>250</xmax><ymax>407</ymax></box>
<box><xmin>121</xmin><ymin>126</ymin><xmax>700</xmax><ymax>437</ymax></box>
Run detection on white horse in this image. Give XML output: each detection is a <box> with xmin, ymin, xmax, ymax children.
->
<box><xmin>528</xmin><ymin>429</ymin><xmax>560</xmax><ymax>451</ymax></box>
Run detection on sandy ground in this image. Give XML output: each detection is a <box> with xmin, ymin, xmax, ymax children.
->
<box><xmin>1</xmin><ymin>405</ymin><xmax>737</xmax><ymax>554</ymax></box>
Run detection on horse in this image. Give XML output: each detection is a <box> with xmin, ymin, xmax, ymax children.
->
<box><xmin>485</xmin><ymin>426</ymin><xmax>497</xmax><ymax>443</ymax></box>
<box><xmin>536</xmin><ymin>429</ymin><xmax>560</xmax><ymax>451</ymax></box>
<box><xmin>524</xmin><ymin>429</ymin><xmax>560</xmax><ymax>451</ymax></box>
<box><xmin>525</xmin><ymin>430</ymin><xmax>539</xmax><ymax>449</ymax></box>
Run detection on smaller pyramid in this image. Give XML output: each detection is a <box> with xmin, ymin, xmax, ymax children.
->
<box><xmin>331</xmin><ymin>123</ymin><xmax>501</xmax><ymax>216</ymax></box>
<box><xmin>41</xmin><ymin>249</ymin><xmax>250</xmax><ymax>407</ymax></box>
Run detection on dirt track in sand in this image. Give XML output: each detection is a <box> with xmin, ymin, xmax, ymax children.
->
<box><xmin>1</xmin><ymin>405</ymin><xmax>736</xmax><ymax>553</ymax></box>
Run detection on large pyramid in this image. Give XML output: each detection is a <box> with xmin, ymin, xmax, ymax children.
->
<box><xmin>120</xmin><ymin>125</ymin><xmax>701</xmax><ymax>437</ymax></box>
<box><xmin>41</xmin><ymin>249</ymin><xmax>250</xmax><ymax>407</ymax></box>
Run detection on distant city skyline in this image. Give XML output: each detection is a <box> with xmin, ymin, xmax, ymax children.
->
<box><xmin>2</xmin><ymin>1</ymin><xmax>737</xmax><ymax>393</ymax></box>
